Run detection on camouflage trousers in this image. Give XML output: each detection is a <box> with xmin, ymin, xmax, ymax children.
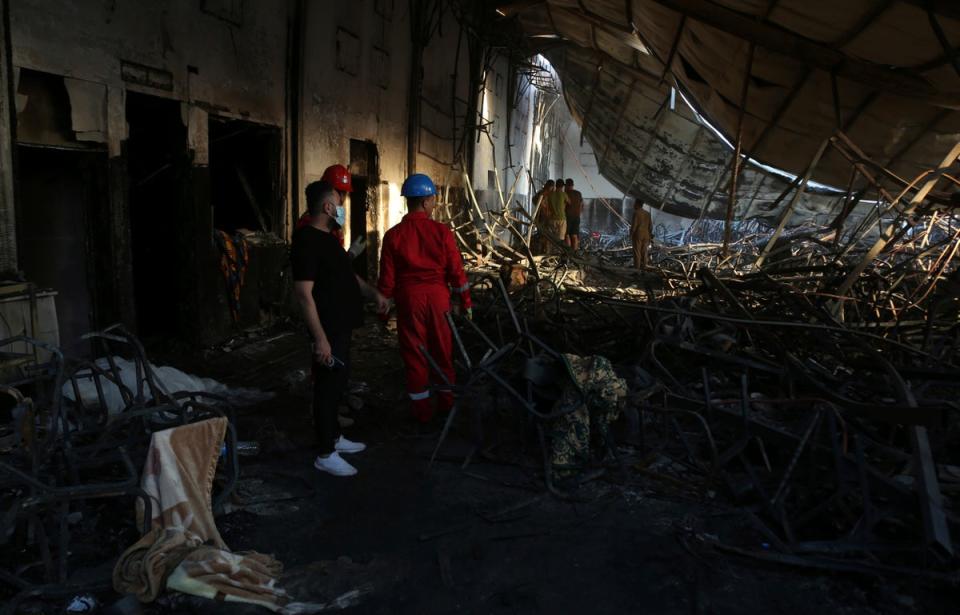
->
<box><xmin>548</xmin><ymin>354</ymin><xmax>627</xmax><ymax>478</ymax></box>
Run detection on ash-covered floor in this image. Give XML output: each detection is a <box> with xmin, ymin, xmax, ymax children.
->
<box><xmin>128</xmin><ymin>321</ymin><xmax>953</xmax><ymax>615</ymax></box>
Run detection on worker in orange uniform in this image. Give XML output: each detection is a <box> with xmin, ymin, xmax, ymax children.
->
<box><xmin>377</xmin><ymin>174</ymin><xmax>472</xmax><ymax>423</ymax></box>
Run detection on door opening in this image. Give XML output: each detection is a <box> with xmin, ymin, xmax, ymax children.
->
<box><xmin>348</xmin><ymin>139</ymin><xmax>379</xmax><ymax>279</ymax></box>
<box><xmin>16</xmin><ymin>146</ymin><xmax>107</xmax><ymax>350</ymax></box>
<box><xmin>209</xmin><ymin>117</ymin><xmax>283</xmax><ymax>233</ymax></box>
<box><xmin>125</xmin><ymin>93</ymin><xmax>187</xmax><ymax>340</ymax></box>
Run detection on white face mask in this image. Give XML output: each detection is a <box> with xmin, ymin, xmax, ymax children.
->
<box><xmin>334</xmin><ymin>205</ymin><xmax>346</xmax><ymax>227</ymax></box>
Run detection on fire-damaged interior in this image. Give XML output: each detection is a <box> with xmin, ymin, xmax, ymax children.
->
<box><xmin>1</xmin><ymin>1</ymin><xmax>959</xmax><ymax>613</ymax></box>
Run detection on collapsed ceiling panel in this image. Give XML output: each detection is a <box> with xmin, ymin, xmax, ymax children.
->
<box><xmin>506</xmin><ymin>0</ymin><xmax>960</xmax><ymax>222</ymax></box>
<box><xmin>553</xmin><ymin>44</ymin><xmax>842</xmax><ymax>222</ymax></box>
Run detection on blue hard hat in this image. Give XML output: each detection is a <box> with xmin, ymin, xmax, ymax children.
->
<box><xmin>401</xmin><ymin>173</ymin><xmax>437</xmax><ymax>197</ymax></box>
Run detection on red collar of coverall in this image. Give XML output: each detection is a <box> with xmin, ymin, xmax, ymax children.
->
<box><xmin>403</xmin><ymin>211</ymin><xmax>430</xmax><ymax>221</ymax></box>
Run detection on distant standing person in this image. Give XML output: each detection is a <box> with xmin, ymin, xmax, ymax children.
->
<box><xmin>544</xmin><ymin>178</ymin><xmax>569</xmax><ymax>254</ymax></box>
<box><xmin>533</xmin><ymin>179</ymin><xmax>555</xmax><ymax>255</ymax></box>
<box><xmin>292</xmin><ymin>180</ymin><xmax>389</xmax><ymax>476</ymax></box>
<box><xmin>631</xmin><ymin>201</ymin><xmax>653</xmax><ymax>269</ymax></box>
<box><xmin>564</xmin><ymin>178</ymin><xmax>584</xmax><ymax>251</ymax></box>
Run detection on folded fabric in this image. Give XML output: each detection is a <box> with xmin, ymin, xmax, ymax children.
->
<box><xmin>114</xmin><ymin>526</ymin><xmax>294</xmax><ymax>611</ymax></box>
<box><xmin>114</xmin><ymin>417</ymin><xmax>323</xmax><ymax>612</ymax></box>
<box><xmin>167</xmin><ymin>542</ymin><xmax>286</xmax><ymax>609</ymax></box>
<box><xmin>137</xmin><ymin>417</ymin><xmax>227</xmax><ymax>547</ymax></box>
<box><xmin>114</xmin><ymin>527</ymin><xmax>204</xmax><ymax>602</ymax></box>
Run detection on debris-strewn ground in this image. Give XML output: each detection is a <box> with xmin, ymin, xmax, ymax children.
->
<box><xmin>127</xmin><ymin>321</ymin><xmax>956</xmax><ymax>614</ymax></box>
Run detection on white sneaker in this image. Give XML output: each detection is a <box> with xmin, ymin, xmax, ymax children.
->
<box><xmin>335</xmin><ymin>436</ymin><xmax>366</xmax><ymax>454</ymax></box>
<box><xmin>313</xmin><ymin>451</ymin><xmax>357</xmax><ymax>476</ymax></box>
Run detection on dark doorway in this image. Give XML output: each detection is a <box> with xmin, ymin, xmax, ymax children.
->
<box><xmin>348</xmin><ymin>139</ymin><xmax>379</xmax><ymax>279</ymax></box>
<box><xmin>125</xmin><ymin>93</ymin><xmax>187</xmax><ymax>340</ymax></box>
<box><xmin>209</xmin><ymin>117</ymin><xmax>283</xmax><ymax>233</ymax></box>
<box><xmin>16</xmin><ymin>146</ymin><xmax>107</xmax><ymax>350</ymax></box>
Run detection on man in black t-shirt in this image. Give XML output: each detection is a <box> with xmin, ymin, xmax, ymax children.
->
<box><xmin>292</xmin><ymin>180</ymin><xmax>389</xmax><ymax>476</ymax></box>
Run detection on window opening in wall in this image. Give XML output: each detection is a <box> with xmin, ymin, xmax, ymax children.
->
<box><xmin>348</xmin><ymin>139</ymin><xmax>380</xmax><ymax>280</ymax></box>
<box><xmin>209</xmin><ymin>117</ymin><xmax>282</xmax><ymax>233</ymax></box>
<box><xmin>336</xmin><ymin>28</ymin><xmax>361</xmax><ymax>76</ymax></box>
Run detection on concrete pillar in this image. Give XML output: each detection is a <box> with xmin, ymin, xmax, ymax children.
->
<box><xmin>0</xmin><ymin>0</ymin><xmax>17</xmax><ymax>272</ymax></box>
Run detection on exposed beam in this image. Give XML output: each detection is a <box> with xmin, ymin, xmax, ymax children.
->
<box><xmin>752</xmin><ymin>68</ymin><xmax>811</xmax><ymax>153</ymax></box>
<box><xmin>724</xmin><ymin>43</ymin><xmax>755</xmax><ymax>255</ymax></box>
<box><xmin>830</xmin><ymin>133</ymin><xmax>899</xmax><ymax>205</ymax></box>
<box><xmin>659</xmin><ymin>15</ymin><xmax>686</xmax><ymax>86</ymax></box>
<box><xmin>648</xmin><ymin>0</ymin><xmax>950</xmax><ymax>104</ymax></box>
<box><xmin>626</xmin><ymin>92</ymin><xmax>673</xmax><ymax>195</ymax></box>
<box><xmin>830</xmin><ymin>72</ymin><xmax>843</xmax><ymax>129</ymax></box>
<box><xmin>884</xmin><ymin>108</ymin><xmax>953</xmax><ymax>171</ymax></box>
<box><xmin>846</xmin><ymin>105</ymin><xmax>948</xmax><ymax>197</ymax></box>
<box><xmin>831</xmin><ymin>0</ymin><xmax>892</xmax><ymax>47</ymax></box>
<box><xmin>601</xmin><ymin>78</ymin><xmax>637</xmax><ymax>165</ymax></box>
<box><xmin>833</xmin><ymin>140</ymin><xmax>960</xmax><ymax>301</ymax></box>
<box><xmin>495</xmin><ymin>1</ymin><xmax>546</xmax><ymax>17</ymax></box>
<box><xmin>755</xmin><ymin>138</ymin><xmax>831</xmax><ymax>268</ymax></box>
<box><xmin>552</xmin><ymin>5</ymin><xmax>651</xmax><ymax>56</ymax></box>
<box><xmin>580</xmin><ymin>54</ymin><xmax>603</xmax><ymax>147</ymax></box>
<box><xmin>842</xmin><ymin>90</ymin><xmax>878</xmax><ymax>133</ymax></box>
<box><xmin>564</xmin><ymin>43</ymin><xmax>665</xmax><ymax>87</ymax></box>
<box><xmin>704</xmin><ymin>67</ymin><xmax>810</xmax><ymax>198</ymax></box>
<box><xmin>658</xmin><ymin>125</ymin><xmax>706</xmax><ymax>208</ymax></box>
<box><xmin>899</xmin><ymin>0</ymin><xmax>960</xmax><ymax>22</ymax></box>
<box><xmin>927</xmin><ymin>10</ymin><xmax>960</xmax><ymax>79</ymax></box>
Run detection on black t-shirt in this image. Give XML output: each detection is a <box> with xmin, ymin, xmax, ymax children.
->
<box><xmin>291</xmin><ymin>226</ymin><xmax>363</xmax><ymax>332</ymax></box>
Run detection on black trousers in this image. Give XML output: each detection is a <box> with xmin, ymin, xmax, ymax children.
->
<box><xmin>312</xmin><ymin>330</ymin><xmax>351</xmax><ymax>455</ymax></box>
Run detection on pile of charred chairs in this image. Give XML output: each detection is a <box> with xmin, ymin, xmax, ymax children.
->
<box><xmin>0</xmin><ymin>324</ymin><xmax>238</xmax><ymax>610</ymax></box>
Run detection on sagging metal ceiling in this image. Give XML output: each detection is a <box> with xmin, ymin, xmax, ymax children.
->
<box><xmin>505</xmin><ymin>0</ymin><xmax>960</xmax><ymax>223</ymax></box>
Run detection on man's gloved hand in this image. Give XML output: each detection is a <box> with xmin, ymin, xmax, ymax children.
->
<box><xmin>348</xmin><ymin>236</ymin><xmax>366</xmax><ymax>259</ymax></box>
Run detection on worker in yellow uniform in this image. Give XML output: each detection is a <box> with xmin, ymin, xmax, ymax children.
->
<box><xmin>544</xmin><ymin>177</ymin><xmax>568</xmax><ymax>255</ymax></box>
<box><xmin>631</xmin><ymin>200</ymin><xmax>653</xmax><ymax>269</ymax></box>
<box><xmin>532</xmin><ymin>179</ymin><xmax>554</xmax><ymax>255</ymax></box>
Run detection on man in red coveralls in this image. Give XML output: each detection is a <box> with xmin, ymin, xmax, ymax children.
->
<box><xmin>377</xmin><ymin>174</ymin><xmax>472</xmax><ymax>423</ymax></box>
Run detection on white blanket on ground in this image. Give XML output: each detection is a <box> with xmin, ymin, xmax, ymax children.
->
<box><xmin>62</xmin><ymin>357</ymin><xmax>273</xmax><ymax>414</ymax></box>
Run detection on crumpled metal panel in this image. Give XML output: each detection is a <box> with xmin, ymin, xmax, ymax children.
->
<box><xmin>552</xmin><ymin>46</ymin><xmax>841</xmax><ymax>223</ymax></box>
<box><xmin>511</xmin><ymin>0</ymin><xmax>960</xmax><ymax>223</ymax></box>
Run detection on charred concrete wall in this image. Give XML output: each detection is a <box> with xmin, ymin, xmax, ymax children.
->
<box><xmin>470</xmin><ymin>54</ymin><xmax>561</xmax><ymax>217</ymax></box>
<box><xmin>6</xmin><ymin>0</ymin><xmax>289</xmax><ymax>345</ymax></box>
<box><xmin>0</xmin><ymin>0</ymin><xmax>564</xmax><ymax>345</ymax></box>
<box><xmin>298</xmin><ymin>2</ymin><xmax>479</xmax><ymax>254</ymax></box>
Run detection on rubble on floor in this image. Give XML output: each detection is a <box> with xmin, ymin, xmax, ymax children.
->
<box><xmin>429</xmin><ymin>168</ymin><xmax>960</xmax><ymax>583</ymax></box>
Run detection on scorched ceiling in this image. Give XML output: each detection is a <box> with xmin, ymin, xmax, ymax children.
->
<box><xmin>503</xmin><ymin>0</ymin><xmax>960</xmax><ymax>223</ymax></box>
